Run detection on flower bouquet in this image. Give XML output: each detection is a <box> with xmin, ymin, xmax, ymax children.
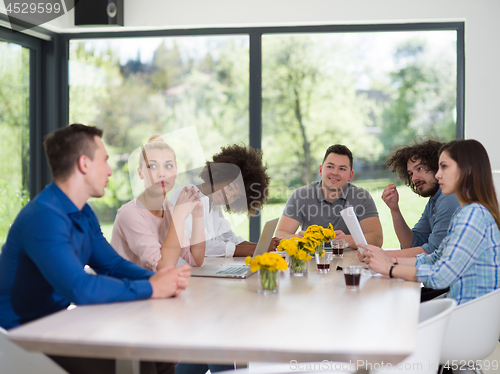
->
<box><xmin>246</xmin><ymin>252</ymin><xmax>288</xmax><ymax>294</ymax></box>
<box><xmin>277</xmin><ymin>236</ymin><xmax>314</xmax><ymax>276</ymax></box>
<box><xmin>277</xmin><ymin>223</ymin><xmax>336</xmax><ymax>276</ymax></box>
<box><xmin>303</xmin><ymin>223</ymin><xmax>336</xmax><ymax>257</ymax></box>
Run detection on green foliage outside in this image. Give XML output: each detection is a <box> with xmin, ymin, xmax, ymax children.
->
<box><xmin>255</xmin><ymin>178</ymin><xmax>426</xmax><ymax>249</ymax></box>
<box><xmin>379</xmin><ymin>38</ymin><xmax>457</xmax><ymax>150</ymax></box>
<box><xmin>0</xmin><ymin>32</ymin><xmax>456</xmax><ymax>249</ymax></box>
<box><xmin>0</xmin><ymin>42</ymin><xmax>30</xmax><ymax>248</ymax></box>
<box><xmin>229</xmin><ymin>178</ymin><xmax>427</xmax><ymax>249</ymax></box>
<box><xmin>100</xmin><ymin>178</ymin><xmax>426</xmax><ymax>249</ymax></box>
<box><xmin>70</xmin><ymin>38</ymin><xmax>250</xmax><ymax>211</ymax></box>
<box><xmin>262</xmin><ymin>35</ymin><xmax>385</xmax><ymax>187</ymax></box>
<box><xmin>72</xmin><ymin>33</ymin><xmax>455</xmax><ymax>248</ymax></box>
<box><xmin>0</xmin><ymin>181</ymin><xmax>29</xmax><ymax>247</ymax></box>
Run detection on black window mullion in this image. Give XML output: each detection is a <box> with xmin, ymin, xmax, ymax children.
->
<box><xmin>249</xmin><ymin>31</ymin><xmax>262</xmax><ymax>243</ymax></box>
<box><xmin>29</xmin><ymin>47</ymin><xmax>41</xmax><ymax>199</ymax></box>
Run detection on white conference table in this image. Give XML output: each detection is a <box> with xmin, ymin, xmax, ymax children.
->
<box><xmin>8</xmin><ymin>249</ymin><xmax>420</xmax><ymax>371</ymax></box>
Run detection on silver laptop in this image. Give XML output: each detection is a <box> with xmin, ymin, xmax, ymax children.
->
<box><xmin>191</xmin><ymin>218</ymin><xmax>279</xmax><ymax>278</ymax></box>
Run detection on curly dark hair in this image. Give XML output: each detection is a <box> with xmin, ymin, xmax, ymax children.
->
<box><xmin>387</xmin><ymin>139</ymin><xmax>444</xmax><ymax>194</ymax></box>
<box><xmin>199</xmin><ymin>144</ymin><xmax>270</xmax><ymax>216</ymax></box>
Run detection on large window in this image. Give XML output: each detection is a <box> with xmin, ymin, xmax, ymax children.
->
<box><xmin>0</xmin><ymin>41</ymin><xmax>30</xmax><ymax>246</ymax></box>
<box><xmin>261</xmin><ymin>30</ymin><xmax>457</xmax><ymax>247</ymax></box>
<box><xmin>69</xmin><ymin>36</ymin><xmax>250</xmax><ymax>239</ymax></box>
<box><xmin>67</xmin><ymin>24</ymin><xmax>462</xmax><ymax>247</ymax></box>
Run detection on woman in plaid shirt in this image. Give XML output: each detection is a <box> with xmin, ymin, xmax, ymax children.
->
<box><xmin>360</xmin><ymin>139</ymin><xmax>500</xmax><ymax>305</ymax></box>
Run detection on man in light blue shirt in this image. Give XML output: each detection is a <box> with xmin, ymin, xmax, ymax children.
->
<box><xmin>367</xmin><ymin>140</ymin><xmax>460</xmax><ymax>302</ymax></box>
<box><xmin>380</xmin><ymin>140</ymin><xmax>460</xmax><ymax>259</ymax></box>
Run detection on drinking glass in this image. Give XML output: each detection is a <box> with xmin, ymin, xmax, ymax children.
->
<box><xmin>343</xmin><ymin>265</ymin><xmax>364</xmax><ymax>290</ymax></box>
<box><xmin>315</xmin><ymin>252</ymin><xmax>333</xmax><ymax>273</ymax></box>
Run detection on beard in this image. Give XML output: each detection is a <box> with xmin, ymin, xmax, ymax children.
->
<box><xmin>416</xmin><ymin>179</ymin><xmax>439</xmax><ymax>198</ymax></box>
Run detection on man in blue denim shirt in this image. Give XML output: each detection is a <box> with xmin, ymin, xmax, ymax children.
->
<box><xmin>380</xmin><ymin>140</ymin><xmax>460</xmax><ymax>259</ymax></box>
<box><xmin>370</xmin><ymin>140</ymin><xmax>460</xmax><ymax>302</ymax></box>
<box><xmin>0</xmin><ymin>124</ymin><xmax>190</xmax><ymax>373</ymax></box>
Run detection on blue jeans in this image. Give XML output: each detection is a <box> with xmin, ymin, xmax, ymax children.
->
<box><xmin>175</xmin><ymin>363</ymin><xmax>234</xmax><ymax>374</ymax></box>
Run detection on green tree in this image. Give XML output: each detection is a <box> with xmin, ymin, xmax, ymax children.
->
<box><xmin>70</xmin><ymin>43</ymin><xmax>151</xmax><ymax>208</ymax></box>
<box><xmin>70</xmin><ymin>38</ymin><xmax>251</xmax><ymax>218</ymax></box>
<box><xmin>150</xmin><ymin>41</ymin><xmax>185</xmax><ymax>91</ymax></box>
<box><xmin>156</xmin><ymin>38</ymin><xmax>250</xmax><ymax>158</ymax></box>
<box><xmin>379</xmin><ymin>38</ymin><xmax>457</xmax><ymax>151</ymax></box>
<box><xmin>69</xmin><ymin>43</ymin><xmax>122</xmax><ymax>129</ymax></box>
<box><xmin>0</xmin><ymin>42</ymin><xmax>30</xmax><ymax>246</ymax></box>
<box><xmin>262</xmin><ymin>35</ymin><xmax>383</xmax><ymax>187</ymax></box>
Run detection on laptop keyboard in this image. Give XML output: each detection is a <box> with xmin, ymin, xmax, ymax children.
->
<box><xmin>216</xmin><ymin>266</ymin><xmax>248</xmax><ymax>275</ymax></box>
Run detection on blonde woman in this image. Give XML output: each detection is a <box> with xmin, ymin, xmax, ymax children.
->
<box><xmin>112</xmin><ymin>135</ymin><xmax>205</xmax><ymax>270</ymax></box>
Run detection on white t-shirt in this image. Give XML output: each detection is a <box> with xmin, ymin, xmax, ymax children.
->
<box><xmin>170</xmin><ymin>184</ymin><xmax>244</xmax><ymax>257</ymax></box>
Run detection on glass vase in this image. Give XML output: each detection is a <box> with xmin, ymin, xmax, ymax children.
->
<box><xmin>258</xmin><ymin>269</ymin><xmax>279</xmax><ymax>294</ymax></box>
<box><xmin>289</xmin><ymin>255</ymin><xmax>308</xmax><ymax>277</ymax></box>
<box><xmin>315</xmin><ymin>244</ymin><xmax>324</xmax><ymax>256</ymax></box>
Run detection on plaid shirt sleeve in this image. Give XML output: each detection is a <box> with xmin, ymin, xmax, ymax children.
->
<box><xmin>415</xmin><ymin>204</ymin><xmax>491</xmax><ymax>291</ymax></box>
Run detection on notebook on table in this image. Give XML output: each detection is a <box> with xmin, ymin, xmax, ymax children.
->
<box><xmin>191</xmin><ymin>218</ymin><xmax>279</xmax><ymax>279</ymax></box>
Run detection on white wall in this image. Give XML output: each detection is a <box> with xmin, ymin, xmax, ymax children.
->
<box><xmin>4</xmin><ymin>0</ymin><xmax>500</xmax><ymax>191</ymax></box>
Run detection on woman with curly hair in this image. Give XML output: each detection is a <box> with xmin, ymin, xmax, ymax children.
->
<box><xmin>170</xmin><ymin>143</ymin><xmax>277</xmax><ymax>258</ymax></box>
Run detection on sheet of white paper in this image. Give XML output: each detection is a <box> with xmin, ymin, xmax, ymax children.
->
<box><xmin>340</xmin><ymin>206</ymin><xmax>367</xmax><ymax>253</ymax></box>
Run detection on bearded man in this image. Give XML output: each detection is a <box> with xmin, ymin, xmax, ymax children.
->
<box><xmin>376</xmin><ymin>140</ymin><xmax>460</xmax><ymax>259</ymax></box>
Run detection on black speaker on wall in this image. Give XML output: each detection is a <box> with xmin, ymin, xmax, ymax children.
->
<box><xmin>75</xmin><ymin>0</ymin><xmax>124</xmax><ymax>26</ymax></box>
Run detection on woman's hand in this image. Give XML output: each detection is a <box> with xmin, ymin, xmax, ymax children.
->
<box><xmin>173</xmin><ymin>187</ymin><xmax>202</xmax><ymax>219</ymax></box>
<box><xmin>358</xmin><ymin>244</ymin><xmax>393</xmax><ymax>276</ymax></box>
<box><xmin>357</xmin><ymin>248</ymin><xmax>367</xmax><ymax>262</ymax></box>
<box><xmin>191</xmin><ymin>200</ymin><xmax>204</xmax><ymax>218</ymax></box>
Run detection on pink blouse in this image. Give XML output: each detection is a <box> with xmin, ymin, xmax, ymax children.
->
<box><xmin>111</xmin><ymin>199</ymin><xmax>196</xmax><ymax>271</ymax></box>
